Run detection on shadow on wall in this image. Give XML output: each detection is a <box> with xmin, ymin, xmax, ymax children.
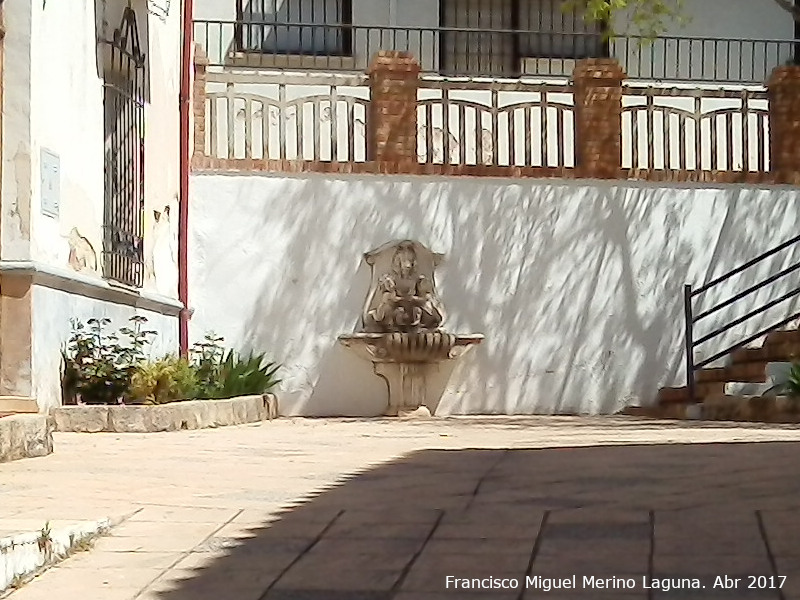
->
<box><xmin>189</xmin><ymin>174</ymin><xmax>800</xmax><ymax>416</ymax></box>
<box><xmin>151</xmin><ymin>440</ymin><xmax>800</xmax><ymax>599</ymax></box>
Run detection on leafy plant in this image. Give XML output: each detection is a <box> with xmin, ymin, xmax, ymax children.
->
<box><xmin>190</xmin><ymin>333</ymin><xmax>226</xmax><ymax>399</ymax></box>
<box><xmin>190</xmin><ymin>334</ymin><xmax>281</xmax><ymax>399</ymax></box>
<box><xmin>214</xmin><ymin>350</ymin><xmax>282</xmax><ymax>399</ymax></box>
<box><xmin>762</xmin><ymin>362</ymin><xmax>800</xmax><ymax>398</ymax></box>
<box><xmin>61</xmin><ymin>316</ymin><xmax>156</xmax><ymax>405</ymax></box>
<box><xmin>130</xmin><ymin>356</ymin><xmax>198</xmax><ymax>405</ymax></box>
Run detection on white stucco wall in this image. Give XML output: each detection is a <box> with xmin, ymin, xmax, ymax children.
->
<box><xmin>32</xmin><ymin>286</ymin><xmax>179</xmax><ymax>411</ymax></box>
<box><xmin>1</xmin><ymin>0</ymin><xmax>34</xmax><ymax>261</ymax></box>
<box><xmin>189</xmin><ymin>173</ymin><xmax>800</xmax><ymax>416</ymax></box>
<box><xmin>28</xmin><ymin>0</ymin><xmax>180</xmax><ymax>298</ymax></box>
<box><xmin>0</xmin><ymin>0</ymin><xmax>183</xmax><ymax>409</ymax></box>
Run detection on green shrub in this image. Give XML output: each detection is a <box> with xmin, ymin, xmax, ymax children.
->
<box><xmin>130</xmin><ymin>356</ymin><xmax>197</xmax><ymax>405</ymax></box>
<box><xmin>62</xmin><ymin>316</ymin><xmax>155</xmax><ymax>405</ymax></box>
<box><xmin>191</xmin><ymin>334</ymin><xmax>281</xmax><ymax>399</ymax></box>
<box><xmin>214</xmin><ymin>350</ymin><xmax>282</xmax><ymax>399</ymax></box>
<box><xmin>62</xmin><ymin>324</ymin><xmax>281</xmax><ymax>405</ymax></box>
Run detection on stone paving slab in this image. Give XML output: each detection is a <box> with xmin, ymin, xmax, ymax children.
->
<box><xmin>4</xmin><ymin>417</ymin><xmax>800</xmax><ymax>599</ymax></box>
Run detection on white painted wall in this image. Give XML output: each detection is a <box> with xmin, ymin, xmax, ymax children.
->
<box><xmin>1</xmin><ymin>0</ymin><xmax>34</xmax><ymax>261</ymax></box>
<box><xmin>189</xmin><ymin>173</ymin><xmax>800</xmax><ymax>416</ymax></box>
<box><xmin>28</xmin><ymin>0</ymin><xmax>180</xmax><ymax>297</ymax></box>
<box><xmin>0</xmin><ymin>0</ymin><xmax>183</xmax><ymax>409</ymax></box>
<box><xmin>32</xmin><ymin>286</ymin><xmax>179</xmax><ymax>411</ymax></box>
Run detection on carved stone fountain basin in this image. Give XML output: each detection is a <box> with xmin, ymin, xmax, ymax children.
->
<box><xmin>338</xmin><ymin>240</ymin><xmax>484</xmax><ymax>417</ymax></box>
<box><xmin>339</xmin><ymin>332</ymin><xmax>484</xmax><ymax>364</ymax></box>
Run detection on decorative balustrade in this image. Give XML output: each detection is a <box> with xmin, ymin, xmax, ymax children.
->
<box><xmin>202</xmin><ymin>72</ymin><xmax>370</xmax><ymax>162</ymax></box>
<box><xmin>192</xmin><ymin>51</ymin><xmax>793</xmax><ymax>184</ymax></box>
<box><xmin>622</xmin><ymin>87</ymin><xmax>770</xmax><ymax>172</ymax></box>
<box><xmin>417</xmin><ymin>80</ymin><xmax>575</xmax><ymax>168</ymax></box>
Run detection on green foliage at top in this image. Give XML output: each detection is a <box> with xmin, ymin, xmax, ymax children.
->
<box><xmin>563</xmin><ymin>0</ymin><xmax>686</xmax><ymax>37</ymax></box>
<box><xmin>564</xmin><ymin>0</ymin><xmax>799</xmax><ymax>38</ymax></box>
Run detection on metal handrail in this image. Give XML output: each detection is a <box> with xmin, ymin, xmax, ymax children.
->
<box><xmin>684</xmin><ymin>234</ymin><xmax>800</xmax><ymax>402</ymax></box>
<box><xmin>193</xmin><ymin>19</ymin><xmax>799</xmax><ymax>83</ymax></box>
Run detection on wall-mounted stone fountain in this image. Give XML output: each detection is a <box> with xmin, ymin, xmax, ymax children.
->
<box><xmin>339</xmin><ymin>240</ymin><xmax>483</xmax><ymax>416</ymax></box>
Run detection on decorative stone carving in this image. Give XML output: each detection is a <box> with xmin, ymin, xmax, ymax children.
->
<box><xmin>339</xmin><ymin>240</ymin><xmax>483</xmax><ymax>416</ymax></box>
<box><xmin>362</xmin><ymin>240</ymin><xmax>446</xmax><ymax>334</ymax></box>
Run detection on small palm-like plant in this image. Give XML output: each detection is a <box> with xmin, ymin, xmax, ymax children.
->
<box><xmin>214</xmin><ymin>351</ymin><xmax>281</xmax><ymax>399</ymax></box>
<box><xmin>763</xmin><ymin>362</ymin><xmax>800</xmax><ymax>397</ymax></box>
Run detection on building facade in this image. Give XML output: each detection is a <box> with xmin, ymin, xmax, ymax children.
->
<box><xmin>0</xmin><ymin>0</ymin><xmax>183</xmax><ymax>411</ymax></box>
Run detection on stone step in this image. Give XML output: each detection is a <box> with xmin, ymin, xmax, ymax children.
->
<box><xmin>701</xmin><ymin>395</ymin><xmax>800</xmax><ymax>423</ymax></box>
<box><xmin>764</xmin><ymin>330</ymin><xmax>800</xmax><ymax>347</ymax></box>
<box><xmin>631</xmin><ymin>395</ymin><xmax>800</xmax><ymax>423</ymax></box>
<box><xmin>730</xmin><ymin>343</ymin><xmax>800</xmax><ymax>364</ymax></box>
<box><xmin>0</xmin><ymin>397</ymin><xmax>38</xmax><ymax>415</ymax></box>
<box><xmin>696</xmin><ymin>363</ymin><xmax>766</xmax><ymax>383</ymax></box>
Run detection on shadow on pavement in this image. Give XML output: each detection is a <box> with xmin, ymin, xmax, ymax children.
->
<box><xmin>152</xmin><ymin>442</ymin><xmax>800</xmax><ymax>600</ymax></box>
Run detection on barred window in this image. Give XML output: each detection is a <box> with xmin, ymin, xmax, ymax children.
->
<box><xmin>235</xmin><ymin>0</ymin><xmax>353</xmax><ymax>56</ymax></box>
<box><xmin>440</xmin><ymin>0</ymin><xmax>606</xmax><ymax>76</ymax></box>
<box><xmin>102</xmin><ymin>6</ymin><xmax>146</xmax><ymax>287</ymax></box>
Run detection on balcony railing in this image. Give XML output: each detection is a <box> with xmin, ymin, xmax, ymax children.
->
<box><xmin>194</xmin><ymin>19</ymin><xmax>799</xmax><ymax>84</ymax></box>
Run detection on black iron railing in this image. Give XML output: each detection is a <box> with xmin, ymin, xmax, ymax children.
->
<box><xmin>684</xmin><ymin>234</ymin><xmax>800</xmax><ymax>402</ymax></box>
<box><xmin>194</xmin><ymin>19</ymin><xmax>797</xmax><ymax>83</ymax></box>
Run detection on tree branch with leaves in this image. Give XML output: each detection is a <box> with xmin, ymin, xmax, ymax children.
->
<box><xmin>568</xmin><ymin>0</ymin><xmax>799</xmax><ymax>36</ymax></box>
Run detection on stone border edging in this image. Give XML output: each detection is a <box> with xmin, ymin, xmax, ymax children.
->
<box><xmin>0</xmin><ymin>415</ymin><xmax>54</xmax><ymax>463</ymax></box>
<box><xmin>52</xmin><ymin>394</ymin><xmax>279</xmax><ymax>433</ymax></box>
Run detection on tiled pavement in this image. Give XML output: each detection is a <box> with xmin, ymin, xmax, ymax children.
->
<box><xmin>3</xmin><ymin>416</ymin><xmax>800</xmax><ymax>599</ymax></box>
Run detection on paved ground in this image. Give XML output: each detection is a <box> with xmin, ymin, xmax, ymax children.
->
<box><xmin>3</xmin><ymin>416</ymin><xmax>800</xmax><ymax>600</ymax></box>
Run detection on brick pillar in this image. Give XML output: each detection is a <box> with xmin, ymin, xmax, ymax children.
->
<box><xmin>768</xmin><ymin>65</ymin><xmax>800</xmax><ymax>185</ymax></box>
<box><xmin>573</xmin><ymin>59</ymin><xmax>625</xmax><ymax>179</ymax></box>
<box><xmin>193</xmin><ymin>44</ymin><xmax>209</xmax><ymax>161</ymax></box>
<box><xmin>368</xmin><ymin>52</ymin><xmax>420</xmax><ymax>170</ymax></box>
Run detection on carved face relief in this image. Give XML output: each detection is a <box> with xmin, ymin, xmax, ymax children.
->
<box><xmin>392</xmin><ymin>243</ymin><xmax>417</xmax><ymax>279</ymax></box>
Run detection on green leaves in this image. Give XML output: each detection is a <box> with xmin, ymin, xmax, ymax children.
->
<box><xmin>191</xmin><ymin>334</ymin><xmax>281</xmax><ymax>400</ymax></box>
<box><xmin>764</xmin><ymin>363</ymin><xmax>800</xmax><ymax>398</ymax></box>
<box><xmin>563</xmin><ymin>0</ymin><xmax>687</xmax><ymax>37</ymax></box>
<box><xmin>62</xmin><ymin>316</ymin><xmax>156</xmax><ymax>405</ymax></box>
<box><xmin>62</xmin><ymin>322</ymin><xmax>281</xmax><ymax>405</ymax></box>
<box><xmin>130</xmin><ymin>356</ymin><xmax>198</xmax><ymax>405</ymax></box>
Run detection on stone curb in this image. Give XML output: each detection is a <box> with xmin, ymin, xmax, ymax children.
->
<box><xmin>0</xmin><ymin>415</ymin><xmax>55</xmax><ymax>463</ymax></box>
<box><xmin>0</xmin><ymin>512</ymin><xmax>134</xmax><ymax>595</ymax></box>
<box><xmin>52</xmin><ymin>394</ymin><xmax>279</xmax><ymax>433</ymax></box>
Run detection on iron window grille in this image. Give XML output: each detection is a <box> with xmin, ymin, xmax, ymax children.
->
<box><xmin>439</xmin><ymin>0</ymin><xmax>608</xmax><ymax>76</ymax></box>
<box><xmin>102</xmin><ymin>5</ymin><xmax>146</xmax><ymax>287</ymax></box>
<box><xmin>234</xmin><ymin>0</ymin><xmax>354</xmax><ymax>56</ymax></box>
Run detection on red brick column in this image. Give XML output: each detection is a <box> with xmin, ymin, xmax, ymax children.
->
<box><xmin>768</xmin><ymin>65</ymin><xmax>800</xmax><ymax>185</ymax></box>
<box><xmin>573</xmin><ymin>59</ymin><xmax>625</xmax><ymax>179</ymax></box>
<box><xmin>368</xmin><ymin>52</ymin><xmax>420</xmax><ymax>170</ymax></box>
<box><xmin>193</xmin><ymin>44</ymin><xmax>209</xmax><ymax>160</ymax></box>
